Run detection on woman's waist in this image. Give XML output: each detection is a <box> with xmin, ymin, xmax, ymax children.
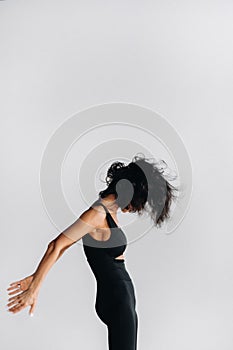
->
<box><xmin>101</xmin><ymin>268</ymin><xmax>132</xmax><ymax>283</ymax></box>
<box><xmin>89</xmin><ymin>259</ymin><xmax>132</xmax><ymax>283</ymax></box>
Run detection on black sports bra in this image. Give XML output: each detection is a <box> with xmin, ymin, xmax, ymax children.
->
<box><xmin>82</xmin><ymin>201</ymin><xmax>127</xmax><ymax>253</ymax></box>
<box><xmin>82</xmin><ymin>200</ymin><xmax>131</xmax><ymax>283</ymax></box>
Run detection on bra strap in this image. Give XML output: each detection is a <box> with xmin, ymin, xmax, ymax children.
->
<box><xmin>98</xmin><ymin>202</ymin><xmax>118</xmax><ymax>228</ymax></box>
<box><xmin>98</xmin><ymin>202</ymin><xmax>110</xmax><ymax>214</ymax></box>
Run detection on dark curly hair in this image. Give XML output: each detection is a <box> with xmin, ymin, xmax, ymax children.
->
<box><xmin>98</xmin><ymin>153</ymin><xmax>179</xmax><ymax>228</ymax></box>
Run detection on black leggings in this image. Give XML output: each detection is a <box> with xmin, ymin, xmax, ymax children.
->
<box><xmin>95</xmin><ymin>279</ymin><xmax>138</xmax><ymax>350</ymax></box>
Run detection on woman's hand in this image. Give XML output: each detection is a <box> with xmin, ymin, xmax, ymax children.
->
<box><xmin>6</xmin><ymin>275</ymin><xmax>38</xmax><ymax>316</ymax></box>
<box><xmin>7</xmin><ymin>275</ymin><xmax>34</xmax><ymax>295</ymax></box>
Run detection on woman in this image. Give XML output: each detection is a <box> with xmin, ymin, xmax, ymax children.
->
<box><xmin>6</xmin><ymin>154</ymin><xmax>178</xmax><ymax>350</ymax></box>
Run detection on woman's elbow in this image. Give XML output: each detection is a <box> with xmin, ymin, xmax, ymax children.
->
<box><xmin>51</xmin><ymin>233</ymin><xmax>75</xmax><ymax>252</ymax></box>
<box><xmin>47</xmin><ymin>240</ymin><xmax>56</xmax><ymax>252</ymax></box>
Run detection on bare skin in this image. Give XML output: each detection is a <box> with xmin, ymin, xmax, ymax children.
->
<box><xmin>6</xmin><ymin>194</ymin><xmax>132</xmax><ymax>316</ymax></box>
<box><xmin>88</xmin><ymin>194</ymin><xmax>133</xmax><ymax>260</ymax></box>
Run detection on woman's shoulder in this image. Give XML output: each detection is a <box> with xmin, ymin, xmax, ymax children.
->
<box><xmin>81</xmin><ymin>202</ymin><xmax>106</xmax><ymax>223</ymax></box>
<box><xmin>88</xmin><ymin>199</ymin><xmax>107</xmax><ymax>214</ymax></box>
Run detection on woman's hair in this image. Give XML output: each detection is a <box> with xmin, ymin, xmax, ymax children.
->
<box><xmin>98</xmin><ymin>153</ymin><xmax>179</xmax><ymax>228</ymax></box>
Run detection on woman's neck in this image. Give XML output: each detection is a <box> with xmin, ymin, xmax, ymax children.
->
<box><xmin>100</xmin><ymin>195</ymin><xmax>118</xmax><ymax>213</ymax></box>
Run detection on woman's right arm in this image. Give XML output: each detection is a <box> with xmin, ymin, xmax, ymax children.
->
<box><xmin>27</xmin><ymin>240</ymin><xmax>68</xmax><ymax>295</ymax></box>
<box><xmin>29</xmin><ymin>206</ymin><xmax>103</xmax><ymax>293</ymax></box>
<box><xmin>7</xmin><ymin>206</ymin><xmax>102</xmax><ymax>315</ymax></box>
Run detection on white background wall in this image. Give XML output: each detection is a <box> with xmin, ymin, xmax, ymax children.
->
<box><xmin>1</xmin><ymin>1</ymin><xmax>233</xmax><ymax>349</ymax></box>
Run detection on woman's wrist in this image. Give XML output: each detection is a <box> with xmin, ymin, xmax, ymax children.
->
<box><xmin>28</xmin><ymin>279</ymin><xmax>41</xmax><ymax>295</ymax></box>
<box><xmin>28</xmin><ymin>273</ymin><xmax>44</xmax><ymax>294</ymax></box>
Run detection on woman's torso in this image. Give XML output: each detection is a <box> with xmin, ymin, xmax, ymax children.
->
<box><xmin>82</xmin><ymin>199</ymin><xmax>132</xmax><ymax>284</ymax></box>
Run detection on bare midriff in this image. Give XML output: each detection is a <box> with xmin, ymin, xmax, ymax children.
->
<box><xmin>115</xmin><ymin>255</ymin><xmax>124</xmax><ymax>260</ymax></box>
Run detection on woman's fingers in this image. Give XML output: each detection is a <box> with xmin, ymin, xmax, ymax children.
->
<box><xmin>7</xmin><ymin>296</ymin><xmax>26</xmax><ymax>313</ymax></box>
<box><xmin>8</xmin><ymin>289</ymin><xmax>20</xmax><ymax>296</ymax></box>
<box><xmin>7</xmin><ymin>285</ymin><xmax>21</xmax><ymax>295</ymax></box>
<box><xmin>7</xmin><ymin>276</ymin><xmax>34</xmax><ymax>294</ymax></box>
<box><xmin>8</xmin><ymin>293</ymin><xmax>21</xmax><ymax>302</ymax></box>
<box><xmin>29</xmin><ymin>302</ymin><xmax>36</xmax><ymax>316</ymax></box>
<box><xmin>7</xmin><ymin>300</ymin><xmax>19</xmax><ymax>307</ymax></box>
<box><xmin>8</xmin><ymin>303</ymin><xmax>25</xmax><ymax>314</ymax></box>
<box><xmin>6</xmin><ymin>288</ymin><xmax>37</xmax><ymax>315</ymax></box>
<box><xmin>8</xmin><ymin>280</ymin><xmax>21</xmax><ymax>287</ymax></box>
<box><xmin>7</xmin><ymin>297</ymin><xmax>22</xmax><ymax>310</ymax></box>
<box><xmin>7</xmin><ymin>283</ymin><xmax>20</xmax><ymax>291</ymax></box>
<box><xmin>7</xmin><ymin>292</ymin><xmax>23</xmax><ymax>311</ymax></box>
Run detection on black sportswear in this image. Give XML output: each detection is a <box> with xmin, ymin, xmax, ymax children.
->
<box><xmin>82</xmin><ymin>200</ymin><xmax>138</xmax><ymax>350</ymax></box>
